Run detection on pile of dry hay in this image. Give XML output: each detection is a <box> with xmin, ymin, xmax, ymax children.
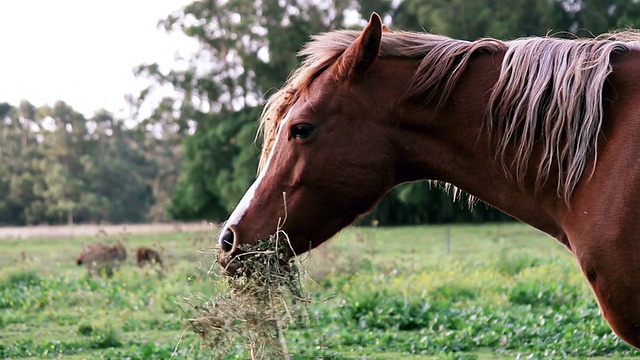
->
<box><xmin>184</xmin><ymin>231</ymin><xmax>311</xmax><ymax>359</ymax></box>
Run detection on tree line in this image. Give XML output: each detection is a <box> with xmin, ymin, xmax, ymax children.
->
<box><xmin>0</xmin><ymin>101</ymin><xmax>179</xmax><ymax>225</ymax></box>
<box><xmin>3</xmin><ymin>0</ymin><xmax>640</xmax><ymax>226</ymax></box>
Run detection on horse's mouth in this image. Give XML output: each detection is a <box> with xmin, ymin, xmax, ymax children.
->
<box><xmin>217</xmin><ymin>243</ymin><xmax>294</xmax><ymax>277</ymax></box>
<box><xmin>218</xmin><ymin>250</ymin><xmax>244</xmax><ymax>276</ymax></box>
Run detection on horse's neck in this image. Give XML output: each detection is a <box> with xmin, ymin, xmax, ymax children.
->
<box><xmin>393</xmin><ymin>53</ymin><xmax>566</xmax><ymax>242</ymax></box>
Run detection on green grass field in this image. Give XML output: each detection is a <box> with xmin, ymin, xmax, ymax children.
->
<box><xmin>1</xmin><ymin>223</ymin><xmax>639</xmax><ymax>359</ymax></box>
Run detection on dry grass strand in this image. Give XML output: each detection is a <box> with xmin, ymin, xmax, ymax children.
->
<box><xmin>184</xmin><ymin>232</ymin><xmax>309</xmax><ymax>359</ymax></box>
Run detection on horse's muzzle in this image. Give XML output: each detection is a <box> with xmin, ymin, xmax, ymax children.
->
<box><xmin>218</xmin><ymin>226</ymin><xmax>243</xmax><ymax>275</ymax></box>
<box><xmin>217</xmin><ymin>248</ymin><xmax>244</xmax><ymax>276</ymax></box>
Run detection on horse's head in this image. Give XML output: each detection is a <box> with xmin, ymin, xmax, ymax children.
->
<box><xmin>218</xmin><ymin>13</ymin><xmax>402</xmax><ymax>272</ymax></box>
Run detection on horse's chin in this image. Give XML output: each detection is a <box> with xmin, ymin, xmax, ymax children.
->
<box><xmin>218</xmin><ymin>250</ymin><xmax>243</xmax><ymax>276</ymax></box>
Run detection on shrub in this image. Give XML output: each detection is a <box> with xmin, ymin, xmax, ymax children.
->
<box><xmin>90</xmin><ymin>325</ymin><xmax>122</xmax><ymax>349</ymax></box>
<box><xmin>508</xmin><ymin>280</ymin><xmax>583</xmax><ymax>309</ymax></box>
<box><xmin>77</xmin><ymin>323</ymin><xmax>93</xmax><ymax>336</ymax></box>
<box><xmin>340</xmin><ymin>289</ymin><xmax>452</xmax><ymax>331</ymax></box>
<box><xmin>0</xmin><ymin>269</ymin><xmax>41</xmax><ymax>289</ymax></box>
<box><xmin>493</xmin><ymin>249</ymin><xmax>542</xmax><ymax>276</ymax></box>
<box><xmin>429</xmin><ymin>283</ymin><xmax>478</xmax><ymax>303</ymax></box>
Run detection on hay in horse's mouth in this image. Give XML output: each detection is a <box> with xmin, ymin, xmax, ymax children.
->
<box><xmin>184</xmin><ymin>232</ymin><xmax>309</xmax><ymax>359</ymax></box>
<box><xmin>219</xmin><ymin>239</ymin><xmax>294</xmax><ymax>276</ymax></box>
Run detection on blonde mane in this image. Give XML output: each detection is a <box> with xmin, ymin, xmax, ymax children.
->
<box><xmin>258</xmin><ymin>29</ymin><xmax>640</xmax><ymax>202</ymax></box>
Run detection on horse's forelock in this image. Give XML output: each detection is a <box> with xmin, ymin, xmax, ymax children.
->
<box><xmin>257</xmin><ymin>89</ymin><xmax>298</xmax><ymax>172</ymax></box>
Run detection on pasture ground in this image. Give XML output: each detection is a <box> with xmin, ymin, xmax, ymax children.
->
<box><xmin>1</xmin><ymin>223</ymin><xmax>639</xmax><ymax>359</ymax></box>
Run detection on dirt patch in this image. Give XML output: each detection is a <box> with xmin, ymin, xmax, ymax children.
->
<box><xmin>0</xmin><ymin>222</ymin><xmax>216</xmax><ymax>240</ymax></box>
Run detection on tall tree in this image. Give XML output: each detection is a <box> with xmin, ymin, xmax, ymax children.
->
<box><xmin>0</xmin><ymin>101</ymin><xmax>48</xmax><ymax>224</ymax></box>
<box><xmin>0</xmin><ymin>101</ymin><xmax>159</xmax><ymax>225</ymax></box>
<box><xmin>168</xmin><ymin>106</ymin><xmax>261</xmax><ymax>221</ymax></box>
<box><xmin>81</xmin><ymin>110</ymin><xmax>156</xmax><ymax>223</ymax></box>
<box><xmin>35</xmin><ymin>101</ymin><xmax>91</xmax><ymax>223</ymax></box>
<box><xmin>387</xmin><ymin>0</ymin><xmax>640</xmax><ymax>40</ymax></box>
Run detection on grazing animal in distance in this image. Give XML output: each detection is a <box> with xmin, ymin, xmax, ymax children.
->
<box><xmin>76</xmin><ymin>241</ymin><xmax>127</xmax><ymax>276</ymax></box>
<box><xmin>216</xmin><ymin>13</ymin><xmax>640</xmax><ymax>349</ymax></box>
<box><xmin>109</xmin><ymin>241</ymin><xmax>127</xmax><ymax>262</ymax></box>
<box><xmin>135</xmin><ymin>247</ymin><xmax>163</xmax><ymax>267</ymax></box>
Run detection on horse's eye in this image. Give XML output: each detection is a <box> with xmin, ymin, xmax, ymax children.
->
<box><xmin>289</xmin><ymin>124</ymin><xmax>314</xmax><ymax>139</ymax></box>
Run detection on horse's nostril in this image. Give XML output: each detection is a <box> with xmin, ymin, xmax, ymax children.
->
<box><xmin>220</xmin><ymin>228</ymin><xmax>235</xmax><ymax>253</ymax></box>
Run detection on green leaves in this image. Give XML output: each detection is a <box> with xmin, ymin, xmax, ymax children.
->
<box><xmin>0</xmin><ymin>102</ymin><xmax>156</xmax><ymax>225</ymax></box>
<box><xmin>168</xmin><ymin>107</ymin><xmax>260</xmax><ymax>221</ymax></box>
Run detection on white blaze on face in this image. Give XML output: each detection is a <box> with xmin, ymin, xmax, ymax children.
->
<box><xmin>218</xmin><ymin>105</ymin><xmax>295</xmax><ymax>247</ymax></box>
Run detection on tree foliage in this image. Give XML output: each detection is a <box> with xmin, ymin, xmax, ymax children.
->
<box><xmin>0</xmin><ymin>102</ymin><xmax>154</xmax><ymax>225</ymax></box>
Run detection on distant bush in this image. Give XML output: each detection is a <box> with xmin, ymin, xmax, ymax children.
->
<box><xmin>340</xmin><ymin>290</ymin><xmax>433</xmax><ymax>330</ymax></box>
<box><xmin>91</xmin><ymin>325</ymin><xmax>122</xmax><ymax>349</ymax></box>
<box><xmin>493</xmin><ymin>248</ymin><xmax>543</xmax><ymax>276</ymax></box>
<box><xmin>77</xmin><ymin>323</ymin><xmax>93</xmax><ymax>336</ymax></box>
<box><xmin>429</xmin><ymin>283</ymin><xmax>478</xmax><ymax>302</ymax></box>
<box><xmin>508</xmin><ymin>280</ymin><xmax>583</xmax><ymax>309</ymax></box>
<box><xmin>0</xmin><ymin>269</ymin><xmax>41</xmax><ymax>290</ymax></box>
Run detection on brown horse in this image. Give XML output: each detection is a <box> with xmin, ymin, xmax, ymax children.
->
<box><xmin>218</xmin><ymin>13</ymin><xmax>640</xmax><ymax>348</ymax></box>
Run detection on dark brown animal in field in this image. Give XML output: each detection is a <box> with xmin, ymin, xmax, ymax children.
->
<box><xmin>109</xmin><ymin>242</ymin><xmax>127</xmax><ymax>262</ymax></box>
<box><xmin>135</xmin><ymin>247</ymin><xmax>163</xmax><ymax>267</ymax></box>
<box><xmin>76</xmin><ymin>242</ymin><xmax>127</xmax><ymax>276</ymax></box>
<box><xmin>76</xmin><ymin>242</ymin><xmax>127</xmax><ymax>265</ymax></box>
<box><xmin>76</xmin><ymin>243</ymin><xmax>104</xmax><ymax>265</ymax></box>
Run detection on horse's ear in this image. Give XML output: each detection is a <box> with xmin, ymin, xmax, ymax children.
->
<box><xmin>335</xmin><ymin>12</ymin><xmax>383</xmax><ymax>80</ymax></box>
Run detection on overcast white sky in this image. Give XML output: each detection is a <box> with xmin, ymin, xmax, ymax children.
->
<box><xmin>0</xmin><ymin>0</ymin><xmax>198</xmax><ymax>117</ymax></box>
